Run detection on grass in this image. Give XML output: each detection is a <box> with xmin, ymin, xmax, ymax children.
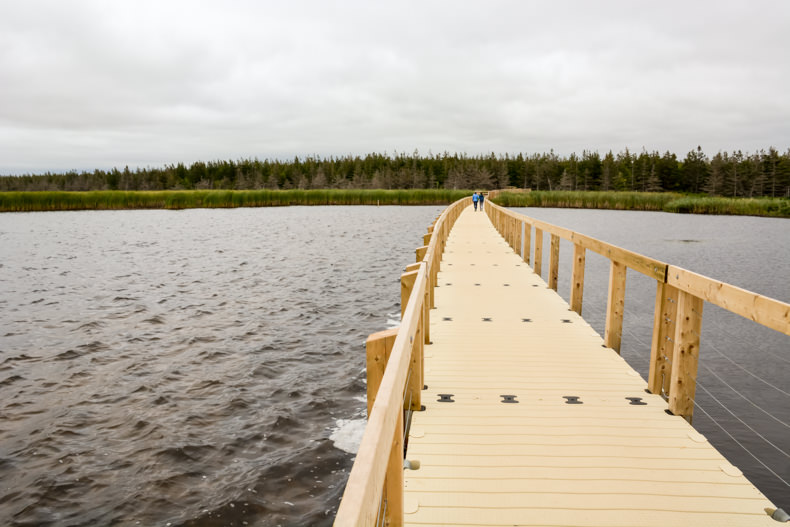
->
<box><xmin>0</xmin><ymin>189</ymin><xmax>473</xmax><ymax>212</ymax></box>
<box><xmin>493</xmin><ymin>191</ymin><xmax>790</xmax><ymax>218</ymax></box>
<box><xmin>2</xmin><ymin>189</ymin><xmax>787</xmax><ymax>217</ymax></box>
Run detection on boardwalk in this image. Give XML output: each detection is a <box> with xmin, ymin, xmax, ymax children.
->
<box><xmin>402</xmin><ymin>206</ymin><xmax>776</xmax><ymax>526</ymax></box>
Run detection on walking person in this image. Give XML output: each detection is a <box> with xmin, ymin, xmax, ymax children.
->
<box><xmin>472</xmin><ymin>191</ymin><xmax>479</xmax><ymax>211</ymax></box>
<box><xmin>479</xmin><ymin>192</ymin><xmax>485</xmax><ymax>211</ymax></box>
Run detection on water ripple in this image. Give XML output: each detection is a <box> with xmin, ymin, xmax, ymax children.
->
<box><xmin>0</xmin><ymin>206</ymin><xmax>441</xmax><ymax>526</ymax></box>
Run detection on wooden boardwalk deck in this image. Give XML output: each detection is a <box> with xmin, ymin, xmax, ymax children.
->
<box><xmin>402</xmin><ymin>206</ymin><xmax>776</xmax><ymax>526</ymax></box>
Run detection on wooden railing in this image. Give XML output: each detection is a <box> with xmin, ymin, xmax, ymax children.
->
<box><xmin>485</xmin><ymin>199</ymin><xmax>790</xmax><ymax>422</ymax></box>
<box><xmin>334</xmin><ymin>196</ymin><xmax>470</xmax><ymax>526</ymax></box>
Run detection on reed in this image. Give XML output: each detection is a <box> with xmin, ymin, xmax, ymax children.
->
<box><xmin>0</xmin><ymin>189</ymin><xmax>473</xmax><ymax>212</ymax></box>
<box><xmin>494</xmin><ymin>191</ymin><xmax>681</xmax><ymax>211</ymax></box>
<box><xmin>662</xmin><ymin>196</ymin><xmax>790</xmax><ymax>217</ymax></box>
<box><xmin>493</xmin><ymin>190</ymin><xmax>790</xmax><ymax>218</ymax></box>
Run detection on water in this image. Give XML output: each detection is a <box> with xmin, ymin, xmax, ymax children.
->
<box><xmin>512</xmin><ymin>207</ymin><xmax>790</xmax><ymax>510</ymax></box>
<box><xmin>0</xmin><ymin>206</ymin><xmax>788</xmax><ymax>525</ymax></box>
<box><xmin>0</xmin><ymin>206</ymin><xmax>443</xmax><ymax>526</ymax></box>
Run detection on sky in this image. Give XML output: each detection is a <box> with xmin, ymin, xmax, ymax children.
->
<box><xmin>1</xmin><ymin>0</ymin><xmax>789</xmax><ymax>175</ymax></box>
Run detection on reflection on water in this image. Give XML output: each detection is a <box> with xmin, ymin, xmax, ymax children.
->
<box><xmin>514</xmin><ymin>207</ymin><xmax>790</xmax><ymax>509</ymax></box>
<box><xmin>0</xmin><ymin>206</ymin><xmax>442</xmax><ymax>526</ymax></box>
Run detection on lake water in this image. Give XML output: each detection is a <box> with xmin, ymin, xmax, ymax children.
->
<box><xmin>0</xmin><ymin>205</ymin><xmax>788</xmax><ymax>525</ymax></box>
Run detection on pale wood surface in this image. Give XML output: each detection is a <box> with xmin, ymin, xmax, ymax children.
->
<box><xmin>403</xmin><ymin>206</ymin><xmax>775</xmax><ymax>527</ymax></box>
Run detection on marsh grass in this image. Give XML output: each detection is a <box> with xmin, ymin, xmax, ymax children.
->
<box><xmin>493</xmin><ymin>191</ymin><xmax>790</xmax><ymax>218</ymax></box>
<box><xmin>0</xmin><ymin>189</ymin><xmax>472</xmax><ymax>212</ymax></box>
<box><xmin>3</xmin><ymin>189</ymin><xmax>787</xmax><ymax>217</ymax></box>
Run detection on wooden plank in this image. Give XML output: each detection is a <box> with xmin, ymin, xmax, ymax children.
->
<box><xmin>668</xmin><ymin>290</ymin><xmax>703</xmax><ymax>422</ymax></box>
<box><xmin>668</xmin><ymin>265</ymin><xmax>790</xmax><ymax>336</ymax></box>
<box><xmin>604</xmin><ymin>260</ymin><xmax>627</xmax><ymax>353</ymax></box>
<box><xmin>548</xmin><ymin>234</ymin><xmax>560</xmax><ymax>291</ymax></box>
<box><xmin>570</xmin><ymin>243</ymin><xmax>586</xmax><ymax>314</ymax></box>
<box><xmin>404</xmin><ymin>477</ymin><xmax>766</xmax><ymax>499</ymax></box>
<box><xmin>533</xmin><ymin>228</ymin><xmax>543</xmax><ymax>277</ymax></box>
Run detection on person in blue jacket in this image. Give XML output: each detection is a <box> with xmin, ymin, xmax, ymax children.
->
<box><xmin>479</xmin><ymin>192</ymin><xmax>485</xmax><ymax>211</ymax></box>
<box><xmin>472</xmin><ymin>191</ymin><xmax>479</xmax><ymax>211</ymax></box>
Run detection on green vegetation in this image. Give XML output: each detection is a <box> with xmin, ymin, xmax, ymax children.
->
<box><xmin>2</xmin><ymin>147</ymin><xmax>789</xmax><ymax>198</ymax></box>
<box><xmin>0</xmin><ymin>189</ymin><xmax>472</xmax><ymax>212</ymax></box>
<box><xmin>493</xmin><ymin>191</ymin><xmax>790</xmax><ymax>218</ymax></box>
<box><xmin>2</xmin><ymin>189</ymin><xmax>786</xmax><ymax>217</ymax></box>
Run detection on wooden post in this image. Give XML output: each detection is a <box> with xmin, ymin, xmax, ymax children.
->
<box><xmin>423</xmin><ymin>232</ymin><xmax>431</xmax><ymax>245</ymax></box>
<box><xmin>401</xmin><ymin>271</ymin><xmax>418</xmax><ymax>318</ymax></box>
<box><xmin>523</xmin><ymin>223</ymin><xmax>531</xmax><ymax>266</ymax></box>
<box><xmin>548</xmin><ymin>234</ymin><xmax>560</xmax><ymax>291</ymax></box>
<box><xmin>516</xmin><ymin>220</ymin><xmax>522</xmax><ymax>258</ymax></box>
<box><xmin>365</xmin><ymin>328</ymin><xmax>399</xmax><ymax>416</ymax></box>
<box><xmin>668</xmin><ymin>291</ymin><xmax>703</xmax><ymax>423</ymax></box>
<box><xmin>648</xmin><ymin>282</ymin><xmax>679</xmax><ymax>396</ymax></box>
<box><xmin>401</xmin><ymin>270</ymin><xmax>422</xmax><ymax>412</ymax></box>
<box><xmin>534</xmin><ymin>228</ymin><xmax>544</xmax><ymax>277</ymax></box>
<box><xmin>406</xmin><ymin>308</ymin><xmax>423</xmax><ymax>411</ymax></box>
<box><xmin>570</xmin><ymin>243</ymin><xmax>585</xmax><ymax>315</ymax></box>
<box><xmin>512</xmin><ymin>218</ymin><xmax>519</xmax><ymax>251</ymax></box>
<box><xmin>415</xmin><ymin>245</ymin><xmax>427</xmax><ymax>263</ymax></box>
<box><xmin>423</xmin><ymin>281</ymin><xmax>431</xmax><ymax>345</ymax></box>
<box><xmin>383</xmin><ymin>404</ymin><xmax>404</xmax><ymax>526</ymax></box>
<box><xmin>604</xmin><ymin>260</ymin><xmax>627</xmax><ymax>353</ymax></box>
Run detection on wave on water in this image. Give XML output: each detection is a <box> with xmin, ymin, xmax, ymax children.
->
<box><xmin>0</xmin><ymin>206</ymin><xmax>442</xmax><ymax>526</ymax></box>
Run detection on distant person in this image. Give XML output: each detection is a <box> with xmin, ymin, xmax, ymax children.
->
<box><xmin>479</xmin><ymin>192</ymin><xmax>485</xmax><ymax>211</ymax></box>
<box><xmin>472</xmin><ymin>191</ymin><xmax>479</xmax><ymax>211</ymax></box>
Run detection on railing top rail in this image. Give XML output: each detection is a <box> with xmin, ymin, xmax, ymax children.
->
<box><xmin>334</xmin><ymin>262</ymin><xmax>427</xmax><ymax>525</ymax></box>
<box><xmin>668</xmin><ymin>265</ymin><xmax>790</xmax><ymax>335</ymax></box>
<box><xmin>335</xmin><ymin>196</ymin><xmax>470</xmax><ymax>524</ymax></box>
<box><xmin>488</xmin><ymin>201</ymin><xmax>667</xmax><ymax>281</ymax></box>
<box><xmin>488</xmin><ymin>200</ymin><xmax>790</xmax><ymax>337</ymax></box>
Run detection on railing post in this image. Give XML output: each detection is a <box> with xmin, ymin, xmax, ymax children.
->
<box><xmin>668</xmin><ymin>290</ymin><xmax>703</xmax><ymax>423</ymax></box>
<box><xmin>384</xmin><ymin>403</ymin><xmax>404</xmax><ymax>526</ymax></box>
<box><xmin>534</xmin><ymin>228</ymin><xmax>544</xmax><ymax>277</ymax></box>
<box><xmin>415</xmin><ymin>245</ymin><xmax>427</xmax><ymax>263</ymax></box>
<box><xmin>400</xmin><ymin>270</ymin><xmax>422</xmax><ymax>412</ymax></box>
<box><xmin>513</xmin><ymin>217</ymin><xmax>519</xmax><ymax>251</ymax></box>
<box><xmin>523</xmin><ymin>222</ymin><xmax>531</xmax><ymax>266</ymax></box>
<box><xmin>570</xmin><ymin>243</ymin><xmax>586</xmax><ymax>314</ymax></box>
<box><xmin>604</xmin><ymin>260</ymin><xmax>627</xmax><ymax>353</ymax></box>
<box><xmin>549</xmin><ymin>234</ymin><xmax>560</xmax><ymax>291</ymax></box>
<box><xmin>648</xmin><ymin>282</ymin><xmax>679</xmax><ymax>396</ymax></box>
<box><xmin>366</xmin><ymin>328</ymin><xmax>399</xmax><ymax>416</ymax></box>
<box><xmin>364</xmin><ymin>328</ymin><xmax>403</xmax><ymax>527</ymax></box>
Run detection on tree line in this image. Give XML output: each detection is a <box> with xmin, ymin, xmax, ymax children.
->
<box><xmin>2</xmin><ymin>147</ymin><xmax>789</xmax><ymax>197</ymax></box>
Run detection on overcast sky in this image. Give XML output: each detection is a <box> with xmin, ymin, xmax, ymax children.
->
<box><xmin>1</xmin><ymin>1</ymin><xmax>789</xmax><ymax>175</ymax></box>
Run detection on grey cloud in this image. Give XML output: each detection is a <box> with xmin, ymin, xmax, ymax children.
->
<box><xmin>1</xmin><ymin>0</ymin><xmax>789</xmax><ymax>173</ymax></box>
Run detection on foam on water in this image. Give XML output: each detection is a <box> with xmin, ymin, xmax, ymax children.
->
<box><xmin>329</xmin><ymin>418</ymin><xmax>367</xmax><ymax>454</ymax></box>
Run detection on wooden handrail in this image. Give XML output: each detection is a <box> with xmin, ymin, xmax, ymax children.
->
<box><xmin>485</xmin><ymin>199</ymin><xmax>790</xmax><ymax>423</ymax></box>
<box><xmin>335</xmin><ymin>196</ymin><xmax>471</xmax><ymax>526</ymax></box>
